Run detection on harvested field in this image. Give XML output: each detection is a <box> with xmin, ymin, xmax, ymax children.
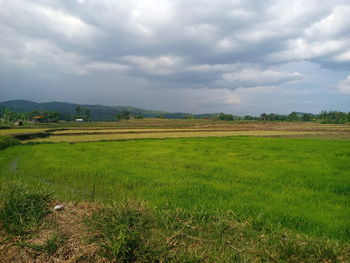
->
<box><xmin>0</xmin><ymin>128</ymin><xmax>48</xmax><ymax>135</ymax></box>
<box><xmin>1</xmin><ymin>120</ymin><xmax>346</xmax><ymax>143</ymax></box>
<box><xmin>30</xmin><ymin>130</ymin><xmax>322</xmax><ymax>143</ymax></box>
<box><xmin>50</xmin><ymin>128</ymin><xmax>216</xmax><ymax>134</ymax></box>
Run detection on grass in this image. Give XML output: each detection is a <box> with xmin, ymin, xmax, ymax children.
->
<box><xmin>86</xmin><ymin>201</ymin><xmax>348</xmax><ymax>262</ymax></box>
<box><xmin>0</xmin><ymin>191</ymin><xmax>347</xmax><ymax>262</ymax></box>
<box><xmin>0</xmin><ymin>184</ymin><xmax>51</xmax><ymax>235</ymax></box>
<box><xmin>1</xmin><ymin>136</ymin><xmax>349</xmax><ymax>242</ymax></box>
<box><xmin>87</xmin><ymin>202</ymin><xmax>154</xmax><ymax>261</ymax></box>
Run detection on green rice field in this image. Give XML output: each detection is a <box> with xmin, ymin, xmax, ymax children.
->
<box><xmin>1</xmin><ymin>136</ymin><xmax>349</xmax><ymax>241</ymax></box>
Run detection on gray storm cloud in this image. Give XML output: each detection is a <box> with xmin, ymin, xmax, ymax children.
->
<box><xmin>0</xmin><ymin>0</ymin><xmax>349</xmax><ymax>114</ymax></box>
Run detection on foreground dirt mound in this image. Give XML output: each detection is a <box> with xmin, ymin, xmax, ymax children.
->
<box><xmin>1</xmin><ymin>200</ymin><xmax>349</xmax><ymax>263</ymax></box>
<box><xmin>0</xmin><ymin>202</ymin><xmax>105</xmax><ymax>263</ymax></box>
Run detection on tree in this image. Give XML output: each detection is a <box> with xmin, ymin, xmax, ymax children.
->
<box><xmin>316</xmin><ymin>111</ymin><xmax>348</xmax><ymax>124</ymax></box>
<box><xmin>85</xmin><ymin>109</ymin><xmax>91</xmax><ymax>122</ymax></box>
<box><xmin>218</xmin><ymin>112</ymin><xmax>234</xmax><ymax>121</ymax></box>
<box><xmin>30</xmin><ymin>110</ymin><xmax>41</xmax><ymax>118</ymax></box>
<box><xmin>244</xmin><ymin>115</ymin><xmax>254</xmax><ymax>120</ymax></box>
<box><xmin>75</xmin><ymin>106</ymin><xmax>83</xmax><ymax>119</ymax></box>
<box><xmin>287</xmin><ymin>112</ymin><xmax>299</xmax><ymax>121</ymax></box>
<box><xmin>1</xmin><ymin>108</ymin><xmax>11</xmax><ymax>124</ymax></box>
<box><xmin>267</xmin><ymin>113</ymin><xmax>276</xmax><ymax>121</ymax></box>
<box><xmin>115</xmin><ymin>111</ymin><xmax>131</xmax><ymax>121</ymax></box>
<box><xmin>46</xmin><ymin>111</ymin><xmax>59</xmax><ymax>122</ymax></box>
<box><xmin>301</xmin><ymin>113</ymin><xmax>312</xmax><ymax>121</ymax></box>
<box><xmin>115</xmin><ymin>113</ymin><xmax>123</xmax><ymax>121</ymax></box>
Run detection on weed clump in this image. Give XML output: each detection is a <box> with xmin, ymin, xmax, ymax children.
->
<box><xmin>0</xmin><ymin>185</ymin><xmax>51</xmax><ymax>235</ymax></box>
<box><xmin>0</xmin><ymin>136</ymin><xmax>20</xmax><ymax>150</ymax></box>
<box><xmin>86</xmin><ymin>201</ymin><xmax>160</xmax><ymax>262</ymax></box>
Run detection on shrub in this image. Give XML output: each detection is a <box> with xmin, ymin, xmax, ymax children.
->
<box><xmin>0</xmin><ymin>136</ymin><xmax>20</xmax><ymax>150</ymax></box>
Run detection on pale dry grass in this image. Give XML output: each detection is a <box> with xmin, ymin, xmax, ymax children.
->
<box><xmin>0</xmin><ymin>129</ymin><xmax>48</xmax><ymax>135</ymax></box>
<box><xmin>31</xmin><ymin>130</ymin><xmax>319</xmax><ymax>143</ymax></box>
<box><xmin>3</xmin><ymin>121</ymin><xmax>350</xmax><ymax>143</ymax></box>
<box><xmin>51</xmin><ymin>128</ymin><xmax>209</xmax><ymax>134</ymax></box>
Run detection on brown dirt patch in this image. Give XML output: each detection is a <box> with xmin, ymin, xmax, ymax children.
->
<box><xmin>0</xmin><ymin>202</ymin><xmax>106</xmax><ymax>263</ymax></box>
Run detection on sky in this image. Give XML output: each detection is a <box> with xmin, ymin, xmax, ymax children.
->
<box><xmin>0</xmin><ymin>0</ymin><xmax>350</xmax><ymax>115</ymax></box>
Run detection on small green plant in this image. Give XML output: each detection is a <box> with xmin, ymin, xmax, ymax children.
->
<box><xmin>0</xmin><ymin>135</ymin><xmax>20</xmax><ymax>150</ymax></box>
<box><xmin>44</xmin><ymin>232</ymin><xmax>63</xmax><ymax>255</ymax></box>
<box><xmin>0</xmin><ymin>185</ymin><xmax>51</xmax><ymax>235</ymax></box>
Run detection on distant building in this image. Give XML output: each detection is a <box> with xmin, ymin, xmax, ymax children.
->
<box><xmin>76</xmin><ymin>118</ymin><xmax>84</xmax><ymax>122</ymax></box>
<box><xmin>32</xmin><ymin>116</ymin><xmax>45</xmax><ymax>123</ymax></box>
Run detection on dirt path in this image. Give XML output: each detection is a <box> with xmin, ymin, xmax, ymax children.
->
<box><xmin>9</xmin><ymin>157</ymin><xmax>19</xmax><ymax>173</ymax></box>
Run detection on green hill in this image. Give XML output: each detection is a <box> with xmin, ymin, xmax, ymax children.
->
<box><xmin>0</xmin><ymin>100</ymin><xmax>217</xmax><ymax>121</ymax></box>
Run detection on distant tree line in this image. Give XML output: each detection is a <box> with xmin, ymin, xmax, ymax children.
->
<box><xmin>257</xmin><ymin>111</ymin><xmax>350</xmax><ymax>124</ymax></box>
<box><xmin>0</xmin><ymin>105</ymin><xmax>92</xmax><ymax>125</ymax></box>
<box><xmin>0</xmin><ymin>108</ymin><xmax>62</xmax><ymax>125</ymax></box>
<box><xmin>216</xmin><ymin>111</ymin><xmax>350</xmax><ymax>124</ymax></box>
<box><xmin>316</xmin><ymin>111</ymin><xmax>350</xmax><ymax>124</ymax></box>
<box><xmin>1</xmin><ymin>106</ymin><xmax>349</xmax><ymax>124</ymax></box>
<box><xmin>115</xmin><ymin>111</ymin><xmax>143</xmax><ymax>121</ymax></box>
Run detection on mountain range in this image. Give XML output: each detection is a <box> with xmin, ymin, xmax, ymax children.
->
<box><xmin>0</xmin><ymin>100</ymin><xmax>217</xmax><ymax>121</ymax></box>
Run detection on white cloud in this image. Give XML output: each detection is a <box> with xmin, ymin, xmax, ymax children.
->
<box><xmin>266</xmin><ymin>3</ymin><xmax>350</xmax><ymax>64</ymax></box>
<box><xmin>83</xmin><ymin>62</ymin><xmax>130</xmax><ymax>73</ymax></box>
<box><xmin>305</xmin><ymin>5</ymin><xmax>350</xmax><ymax>40</ymax></box>
<box><xmin>0</xmin><ymin>37</ymin><xmax>129</xmax><ymax>75</ymax></box>
<box><xmin>1</xmin><ymin>0</ymin><xmax>349</xmax><ymax>113</ymax></box>
<box><xmin>337</xmin><ymin>76</ymin><xmax>350</xmax><ymax>94</ymax></box>
<box><xmin>216</xmin><ymin>39</ymin><xmax>236</xmax><ymax>51</ymax></box>
<box><xmin>267</xmin><ymin>38</ymin><xmax>348</xmax><ymax>62</ymax></box>
<box><xmin>185</xmin><ymin>63</ymin><xmax>239</xmax><ymax>72</ymax></box>
<box><xmin>333</xmin><ymin>50</ymin><xmax>350</xmax><ymax>62</ymax></box>
<box><xmin>2</xmin><ymin>38</ymin><xmax>86</xmax><ymax>73</ymax></box>
<box><xmin>184</xmin><ymin>24</ymin><xmax>217</xmax><ymax>43</ymax></box>
<box><xmin>121</xmin><ymin>55</ymin><xmax>184</xmax><ymax>75</ymax></box>
<box><xmin>0</xmin><ymin>1</ymin><xmax>101</xmax><ymax>45</ymax></box>
<box><xmin>222</xmin><ymin>69</ymin><xmax>302</xmax><ymax>86</ymax></box>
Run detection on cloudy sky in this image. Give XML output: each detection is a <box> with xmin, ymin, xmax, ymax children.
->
<box><xmin>0</xmin><ymin>0</ymin><xmax>349</xmax><ymax>114</ymax></box>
